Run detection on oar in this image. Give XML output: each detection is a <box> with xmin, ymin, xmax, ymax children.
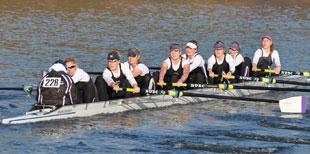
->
<box><xmin>87</xmin><ymin>71</ymin><xmax>102</xmax><ymax>75</ymax></box>
<box><xmin>214</xmin><ymin>74</ymin><xmax>310</xmax><ymax>86</ymax></box>
<box><xmin>149</xmin><ymin>67</ymin><xmax>161</xmax><ymax>70</ymax></box>
<box><xmin>218</xmin><ymin>84</ymin><xmax>310</xmax><ymax>92</ymax></box>
<box><xmin>116</xmin><ymin>88</ymin><xmax>307</xmax><ymax>113</ymax></box>
<box><xmin>257</xmin><ymin>69</ymin><xmax>310</xmax><ymax>77</ymax></box>
<box><xmin>157</xmin><ymin>82</ymin><xmax>217</xmax><ymax>88</ymax></box>
<box><xmin>176</xmin><ymin>92</ymin><xmax>306</xmax><ymax>113</ymax></box>
<box><xmin>87</xmin><ymin>67</ymin><xmax>161</xmax><ymax>75</ymax></box>
<box><xmin>0</xmin><ymin>87</ymin><xmax>24</xmax><ymax>90</ymax></box>
<box><xmin>0</xmin><ymin>85</ymin><xmax>35</xmax><ymax>94</ymax></box>
<box><xmin>117</xmin><ymin>88</ymin><xmax>170</xmax><ymax>95</ymax></box>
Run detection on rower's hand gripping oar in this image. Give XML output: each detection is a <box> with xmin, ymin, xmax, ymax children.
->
<box><xmin>114</xmin><ymin>87</ymin><xmax>177</xmax><ymax>96</ymax></box>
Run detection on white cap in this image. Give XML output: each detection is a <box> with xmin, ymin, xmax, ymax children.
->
<box><xmin>48</xmin><ymin>63</ymin><xmax>67</xmax><ymax>73</ymax></box>
<box><xmin>186</xmin><ymin>42</ymin><xmax>197</xmax><ymax>49</ymax></box>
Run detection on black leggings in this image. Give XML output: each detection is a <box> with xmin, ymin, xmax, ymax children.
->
<box><xmin>75</xmin><ymin>80</ymin><xmax>98</xmax><ymax>103</ymax></box>
<box><xmin>95</xmin><ymin>76</ymin><xmax>133</xmax><ymax>101</ymax></box>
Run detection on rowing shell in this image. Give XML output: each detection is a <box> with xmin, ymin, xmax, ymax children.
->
<box><xmin>1</xmin><ymin>75</ymin><xmax>306</xmax><ymax>124</ymax></box>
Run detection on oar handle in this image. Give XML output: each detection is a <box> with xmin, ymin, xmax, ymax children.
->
<box><xmin>214</xmin><ymin>74</ymin><xmax>236</xmax><ymax>79</ymax></box>
<box><xmin>256</xmin><ymin>69</ymin><xmax>276</xmax><ymax>73</ymax></box>
<box><xmin>114</xmin><ymin>88</ymin><xmax>136</xmax><ymax>92</ymax></box>
<box><xmin>156</xmin><ymin>82</ymin><xmax>188</xmax><ymax>87</ymax></box>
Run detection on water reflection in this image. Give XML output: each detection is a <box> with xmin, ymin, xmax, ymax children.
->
<box><xmin>1</xmin><ymin>0</ymin><xmax>310</xmax><ymax>152</ymax></box>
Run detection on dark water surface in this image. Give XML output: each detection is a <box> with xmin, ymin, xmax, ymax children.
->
<box><xmin>1</xmin><ymin>0</ymin><xmax>310</xmax><ymax>153</ymax></box>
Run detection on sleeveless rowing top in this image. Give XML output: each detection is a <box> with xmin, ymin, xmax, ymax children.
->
<box><xmin>165</xmin><ymin>57</ymin><xmax>183</xmax><ymax>79</ymax></box>
<box><xmin>212</xmin><ymin>54</ymin><xmax>229</xmax><ymax>74</ymax></box>
<box><xmin>107</xmin><ymin>64</ymin><xmax>126</xmax><ymax>85</ymax></box>
<box><xmin>257</xmin><ymin>48</ymin><xmax>272</xmax><ymax>68</ymax></box>
<box><xmin>127</xmin><ymin>63</ymin><xmax>151</xmax><ymax>88</ymax></box>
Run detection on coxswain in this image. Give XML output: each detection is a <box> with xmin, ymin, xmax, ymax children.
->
<box><xmin>157</xmin><ymin>44</ymin><xmax>190</xmax><ymax>90</ymax></box>
<box><xmin>207</xmin><ymin>41</ymin><xmax>235</xmax><ymax>84</ymax></box>
<box><xmin>37</xmin><ymin>60</ymin><xmax>79</xmax><ymax>106</ymax></box>
<box><xmin>123</xmin><ymin>48</ymin><xmax>155</xmax><ymax>90</ymax></box>
<box><xmin>228</xmin><ymin>42</ymin><xmax>252</xmax><ymax>82</ymax></box>
<box><xmin>95</xmin><ymin>51</ymin><xmax>140</xmax><ymax>101</ymax></box>
<box><xmin>65</xmin><ymin>57</ymin><xmax>97</xmax><ymax>103</ymax></box>
<box><xmin>182</xmin><ymin>40</ymin><xmax>207</xmax><ymax>84</ymax></box>
<box><xmin>252</xmin><ymin>35</ymin><xmax>281</xmax><ymax>77</ymax></box>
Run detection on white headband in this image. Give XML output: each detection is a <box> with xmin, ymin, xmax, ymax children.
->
<box><xmin>186</xmin><ymin>42</ymin><xmax>197</xmax><ymax>49</ymax></box>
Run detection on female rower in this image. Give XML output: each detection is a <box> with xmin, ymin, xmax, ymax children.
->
<box><xmin>182</xmin><ymin>40</ymin><xmax>207</xmax><ymax>84</ymax></box>
<box><xmin>123</xmin><ymin>48</ymin><xmax>154</xmax><ymax>90</ymax></box>
<box><xmin>65</xmin><ymin>57</ymin><xmax>97</xmax><ymax>103</ymax></box>
<box><xmin>158</xmin><ymin>44</ymin><xmax>190</xmax><ymax>90</ymax></box>
<box><xmin>207</xmin><ymin>41</ymin><xmax>235</xmax><ymax>84</ymax></box>
<box><xmin>95</xmin><ymin>51</ymin><xmax>140</xmax><ymax>101</ymax></box>
<box><xmin>228</xmin><ymin>42</ymin><xmax>252</xmax><ymax>81</ymax></box>
<box><xmin>252</xmin><ymin>35</ymin><xmax>281</xmax><ymax>77</ymax></box>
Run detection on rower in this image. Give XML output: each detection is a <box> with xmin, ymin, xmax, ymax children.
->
<box><xmin>252</xmin><ymin>35</ymin><xmax>281</xmax><ymax>77</ymax></box>
<box><xmin>37</xmin><ymin>60</ymin><xmax>80</xmax><ymax>106</ymax></box>
<box><xmin>123</xmin><ymin>48</ymin><xmax>155</xmax><ymax>91</ymax></box>
<box><xmin>65</xmin><ymin>57</ymin><xmax>98</xmax><ymax>103</ymax></box>
<box><xmin>157</xmin><ymin>44</ymin><xmax>190</xmax><ymax>90</ymax></box>
<box><xmin>95</xmin><ymin>51</ymin><xmax>140</xmax><ymax>101</ymax></box>
<box><xmin>207</xmin><ymin>41</ymin><xmax>235</xmax><ymax>84</ymax></box>
<box><xmin>228</xmin><ymin>42</ymin><xmax>252</xmax><ymax>82</ymax></box>
<box><xmin>182</xmin><ymin>40</ymin><xmax>207</xmax><ymax>84</ymax></box>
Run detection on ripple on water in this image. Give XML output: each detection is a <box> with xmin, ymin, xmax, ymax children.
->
<box><xmin>194</xmin><ymin>130</ymin><xmax>310</xmax><ymax>145</ymax></box>
<box><xmin>258</xmin><ymin>120</ymin><xmax>310</xmax><ymax>132</ymax></box>
<box><xmin>160</xmin><ymin>140</ymin><xmax>285</xmax><ymax>153</ymax></box>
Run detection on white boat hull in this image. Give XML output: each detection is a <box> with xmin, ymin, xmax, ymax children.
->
<box><xmin>2</xmin><ymin>76</ymin><xmax>304</xmax><ymax>124</ymax></box>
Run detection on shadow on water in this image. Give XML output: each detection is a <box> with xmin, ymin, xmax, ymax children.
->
<box><xmin>160</xmin><ymin>140</ymin><xmax>285</xmax><ymax>153</ymax></box>
<box><xmin>258</xmin><ymin>119</ymin><xmax>310</xmax><ymax>132</ymax></box>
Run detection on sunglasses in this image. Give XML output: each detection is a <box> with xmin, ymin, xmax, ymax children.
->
<box><xmin>67</xmin><ymin>64</ymin><xmax>76</xmax><ymax>70</ymax></box>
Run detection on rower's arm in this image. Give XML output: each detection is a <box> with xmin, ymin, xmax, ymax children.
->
<box><xmin>226</xmin><ymin>55</ymin><xmax>235</xmax><ymax>74</ymax></box>
<box><xmin>180</xmin><ymin>63</ymin><xmax>190</xmax><ymax>83</ymax></box>
<box><xmin>102</xmin><ymin>69</ymin><xmax>115</xmax><ymax>87</ymax></box>
<box><xmin>131</xmin><ymin>68</ymin><xmax>142</xmax><ymax>77</ymax></box>
<box><xmin>275</xmin><ymin>66</ymin><xmax>281</xmax><ymax>74</ymax></box>
<box><xmin>159</xmin><ymin>62</ymin><xmax>168</xmax><ymax>81</ymax></box>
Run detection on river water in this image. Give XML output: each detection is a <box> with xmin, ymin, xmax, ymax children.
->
<box><xmin>1</xmin><ymin>0</ymin><xmax>310</xmax><ymax>153</ymax></box>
